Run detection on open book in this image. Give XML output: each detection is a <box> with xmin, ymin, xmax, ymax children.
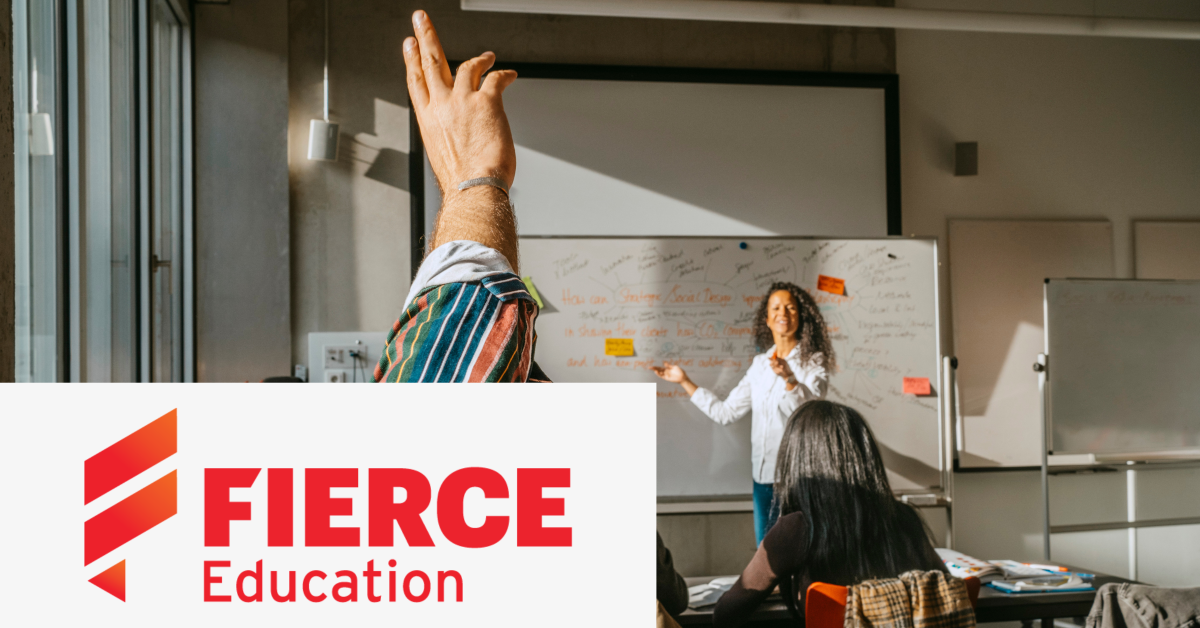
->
<box><xmin>935</xmin><ymin>549</ymin><xmax>1094</xmax><ymax>593</ymax></box>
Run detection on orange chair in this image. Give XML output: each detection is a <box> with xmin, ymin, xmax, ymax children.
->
<box><xmin>805</xmin><ymin>577</ymin><xmax>980</xmax><ymax>628</ymax></box>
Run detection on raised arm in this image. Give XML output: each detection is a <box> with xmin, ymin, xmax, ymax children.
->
<box><xmin>403</xmin><ymin>11</ymin><xmax>520</xmax><ymax>272</ymax></box>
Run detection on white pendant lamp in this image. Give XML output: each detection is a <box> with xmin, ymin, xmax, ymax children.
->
<box><xmin>308</xmin><ymin>0</ymin><xmax>339</xmax><ymax>161</ymax></box>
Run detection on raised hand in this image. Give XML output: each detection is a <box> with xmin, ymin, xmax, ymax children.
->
<box><xmin>403</xmin><ymin>11</ymin><xmax>517</xmax><ymax>191</ymax></box>
<box><xmin>403</xmin><ymin>11</ymin><xmax>520</xmax><ymax>269</ymax></box>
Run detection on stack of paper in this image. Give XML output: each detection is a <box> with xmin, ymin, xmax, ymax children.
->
<box><xmin>687</xmin><ymin>576</ymin><xmax>739</xmax><ymax>609</ymax></box>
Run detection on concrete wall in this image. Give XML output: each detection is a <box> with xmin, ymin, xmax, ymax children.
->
<box><xmin>0</xmin><ymin>0</ymin><xmax>13</xmax><ymax>382</ymax></box>
<box><xmin>898</xmin><ymin>1</ymin><xmax>1200</xmax><ymax>359</ymax></box>
<box><xmin>194</xmin><ymin>0</ymin><xmax>292</xmax><ymax>382</ymax></box>
<box><xmin>285</xmin><ymin>0</ymin><xmax>897</xmax><ymax>369</ymax></box>
<box><xmin>898</xmin><ymin>0</ymin><xmax>1200</xmax><ymax>587</ymax></box>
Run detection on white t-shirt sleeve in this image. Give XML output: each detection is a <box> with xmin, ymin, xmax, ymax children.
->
<box><xmin>401</xmin><ymin>240</ymin><xmax>515</xmax><ymax>311</ymax></box>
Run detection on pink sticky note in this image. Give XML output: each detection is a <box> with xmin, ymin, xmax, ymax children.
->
<box><xmin>903</xmin><ymin>377</ymin><xmax>931</xmax><ymax>395</ymax></box>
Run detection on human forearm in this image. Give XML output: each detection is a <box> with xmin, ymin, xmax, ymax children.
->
<box><xmin>680</xmin><ymin>377</ymin><xmax>698</xmax><ymax>396</ymax></box>
<box><xmin>713</xmin><ymin>545</ymin><xmax>778</xmax><ymax>628</ymax></box>
<box><xmin>430</xmin><ymin>186</ymin><xmax>519</xmax><ymax>274</ymax></box>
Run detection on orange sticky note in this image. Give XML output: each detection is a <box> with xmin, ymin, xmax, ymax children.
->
<box><xmin>605</xmin><ymin>338</ymin><xmax>634</xmax><ymax>357</ymax></box>
<box><xmin>817</xmin><ymin>275</ymin><xmax>846</xmax><ymax>295</ymax></box>
<box><xmin>903</xmin><ymin>377</ymin><xmax>931</xmax><ymax>395</ymax></box>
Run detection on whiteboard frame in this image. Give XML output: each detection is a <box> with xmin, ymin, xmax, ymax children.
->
<box><xmin>519</xmin><ymin>235</ymin><xmax>948</xmax><ymax>507</ymax></box>
<box><xmin>408</xmin><ymin>62</ymin><xmax>902</xmax><ymax>267</ymax></box>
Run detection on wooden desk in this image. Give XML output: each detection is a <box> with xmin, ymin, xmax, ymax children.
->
<box><xmin>679</xmin><ymin>568</ymin><xmax>1133</xmax><ymax>626</ymax></box>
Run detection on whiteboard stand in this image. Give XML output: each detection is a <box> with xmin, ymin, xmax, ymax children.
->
<box><xmin>1035</xmin><ymin>352</ymin><xmax>1051</xmax><ymax>561</ymax></box>
<box><xmin>941</xmin><ymin>355</ymin><xmax>958</xmax><ymax>549</ymax></box>
<box><xmin>1038</xmin><ymin>279</ymin><xmax>1200</xmax><ymax>579</ymax></box>
<box><xmin>900</xmin><ymin>354</ymin><xmax>959</xmax><ymax>549</ymax></box>
<box><xmin>1126</xmin><ymin>467</ymin><xmax>1138</xmax><ymax>581</ymax></box>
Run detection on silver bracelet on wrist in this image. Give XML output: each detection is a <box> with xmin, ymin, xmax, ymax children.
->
<box><xmin>457</xmin><ymin>176</ymin><xmax>510</xmax><ymax>197</ymax></box>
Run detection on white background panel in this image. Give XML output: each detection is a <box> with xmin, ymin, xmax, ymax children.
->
<box><xmin>0</xmin><ymin>384</ymin><xmax>655</xmax><ymax>627</ymax></box>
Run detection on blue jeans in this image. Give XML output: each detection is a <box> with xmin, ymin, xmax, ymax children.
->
<box><xmin>752</xmin><ymin>480</ymin><xmax>779</xmax><ymax>546</ymax></box>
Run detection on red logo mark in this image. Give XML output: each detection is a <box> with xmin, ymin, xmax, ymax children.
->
<box><xmin>84</xmin><ymin>410</ymin><xmax>178</xmax><ymax>601</ymax></box>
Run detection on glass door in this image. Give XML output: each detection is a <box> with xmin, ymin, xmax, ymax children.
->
<box><xmin>149</xmin><ymin>0</ymin><xmax>183</xmax><ymax>382</ymax></box>
<box><xmin>80</xmin><ymin>0</ymin><xmax>138</xmax><ymax>382</ymax></box>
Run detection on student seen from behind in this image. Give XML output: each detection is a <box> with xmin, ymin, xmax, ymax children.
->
<box><xmin>713</xmin><ymin>400</ymin><xmax>947</xmax><ymax>627</ymax></box>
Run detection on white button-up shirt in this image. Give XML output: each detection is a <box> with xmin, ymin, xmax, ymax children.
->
<box><xmin>689</xmin><ymin>345</ymin><xmax>828</xmax><ymax>484</ymax></box>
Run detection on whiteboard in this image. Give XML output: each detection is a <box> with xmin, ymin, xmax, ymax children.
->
<box><xmin>1046</xmin><ymin>279</ymin><xmax>1200</xmax><ymax>456</ymax></box>
<box><xmin>423</xmin><ymin>73</ymin><xmax>894</xmax><ymax>244</ymax></box>
<box><xmin>521</xmin><ymin>237</ymin><xmax>943</xmax><ymax>497</ymax></box>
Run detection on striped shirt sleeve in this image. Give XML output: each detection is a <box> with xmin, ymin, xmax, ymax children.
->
<box><xmin>374</xmin><ymin>273</ymin><xmax>549</xmax><ymax>383</ymax></box>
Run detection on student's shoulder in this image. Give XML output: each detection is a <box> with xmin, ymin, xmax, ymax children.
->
<box><xmin>764</xmin><ymin>511</ymin><xmax>807</xmax><ymax>546</ymax></box>
<box><xmin>762</xmin><ymin>512</ymin><xmax>809</xmax><ymax>573</ymax></box>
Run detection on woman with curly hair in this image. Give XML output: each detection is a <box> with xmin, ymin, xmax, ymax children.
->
<box><xmin>652</xmin><ymin>282</ymin><xmax>835</xmax><ymax>544</ymax></box>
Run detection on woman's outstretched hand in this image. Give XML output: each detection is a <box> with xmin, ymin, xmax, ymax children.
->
<box><xmin>651</xmin><ymin>362</ymin><xmax>686</xmax><ymax>383</ymax></box>
<box><xmin>651</xmin><ymin>362</ymin><xmax>698</xmax><ymax>396</ymax></box>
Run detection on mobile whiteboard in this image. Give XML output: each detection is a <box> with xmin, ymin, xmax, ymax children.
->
<box><xmin>1046</xmin><ymin>279</ymin><xmax>1200</xmax><ymax>457</ymax></box>
<box><xmin>522</xmin><ymin>237</ymin><xmax>943</xmax><ymax>498</ymax></box>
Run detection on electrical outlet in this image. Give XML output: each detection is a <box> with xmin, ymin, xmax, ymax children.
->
<box><xmin>324</xmin><ymin>345</ymin><xmax>360</xmax><ymax>369</ymax></box>
<box><xmin>325</xmin><ymin>369</ymin><xmax>348</xmax><ymax>383</ymax></box>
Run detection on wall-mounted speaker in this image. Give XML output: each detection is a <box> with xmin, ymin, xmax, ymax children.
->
<box><xmin>955</xmin><ymin>142</ymin><xmax>978</xmax><ymax>176</ymax></box>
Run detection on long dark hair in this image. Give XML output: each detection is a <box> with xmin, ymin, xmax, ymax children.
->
<box><xmin>774</xmin><ymin>401</ymin><xmax>942</xmax><ymax>607</ymax></box>
<box><xmin>752</xmin><ymin>282</ymin><xmax>836</xmax><ymax>369</ymax></box>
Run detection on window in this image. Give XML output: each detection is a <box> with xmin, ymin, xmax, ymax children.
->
<box><xmin>12</xmin><ymin>0</ymin><xmax>193</xmax><ymax>382</ymax></box>
<box><xmin>80</xmin><ymin>0</ymin><xmax>137</xmax><ymax>382</ymax></box>
<box><xmin>13</xmin><ymin>0</ymin><xmax>62</xmax><ymax>382</ymax></box>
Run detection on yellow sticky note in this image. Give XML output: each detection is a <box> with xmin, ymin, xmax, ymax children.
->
<box><xmin>605</xmin><ymin>338</ymin><xmax>634</xmax><ymax>357</ymax></box>
<box><xmin>521</xmin><ymin>276</ymin><xmax>544</xmax><ymax>308</ymax></box>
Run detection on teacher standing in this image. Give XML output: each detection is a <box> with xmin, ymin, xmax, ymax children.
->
<box><xmin>652</xmin><ymin>281</ymin><xmax>836</xmax><ymax>545</ymax></box>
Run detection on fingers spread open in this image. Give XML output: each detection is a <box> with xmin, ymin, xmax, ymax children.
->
<box><xmin>412</xmin><ymin>10</ymin><xmax>453</xmax><ymax>94</ymax></box>
<box><xmin>455</xmin><ymin>52</ymin><xmax>496</xmax><ymax>92</ymax></box>
<box><xmin>403</xmin><ymin>37</ymin><xmax>429</xmax><ymax>108</ymax></box>
<box><xmin>481</xmin><ymin>69</ymin><xmax>518</xmax><ymax>97</ymax></box>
